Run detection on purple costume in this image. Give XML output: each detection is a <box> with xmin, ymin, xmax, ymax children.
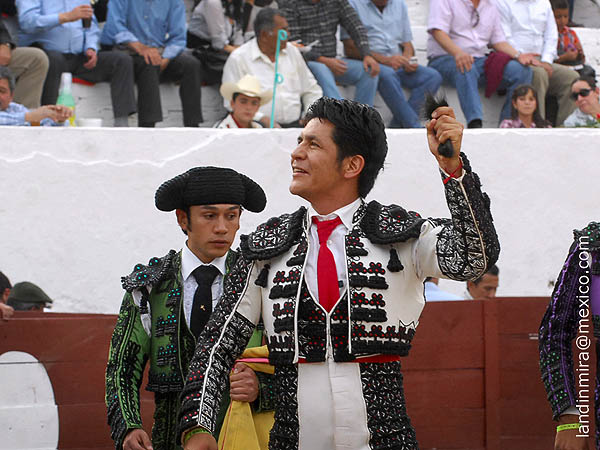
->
<box><xmin>539</xmin><ymin>222</ymin><xmax>600</xmax><ymax>446</ymax></box>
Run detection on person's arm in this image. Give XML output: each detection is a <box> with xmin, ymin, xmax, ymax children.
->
<box><xmin>413</xmin><ymin>106</ymin><xmax>500</xmax><ymax>282</ymax></box>
<box><xmin>104</xmin><ymin>0</ymin><xmax>139</xmax><ymax>45</ymax></box>
<box><xmin>202</xmin><ymin>0</ymin><xmax>229</xmax><ymax>51</ymax></box>
<box><xmin>337</xmin><ymin>0</ymin><xmax>370</xmax><ymax>59</ymax></box>
<box><xmin>430</xmin><ymin>29</ymin><xmax>474</xmax><ymax>73</ymax></box>
<box><xmin>105</xmin><ymin>292</ymin><xmax>152</xmax><ymax>449</ymax></box>
<box><xmin>162</xmin><ymin>0</ymin><xmax>186</xmax><ymax>60</ymax></box>
<box><xmin>0</xmin><ymin>19</ymin><xmax>15</xmax><ymax>66</ymax></box>
<box><xmin>541</xmin><ymin>3</ymin><xmax>558</xmax><ymax>65</ymax></box>
<box><xmin>572</xmin><ymin>31</ymin><xmax>585</xmax><ymax>63</ymax></box>
<box><xmin>84</xmin><ymin>14</ymin><xmax>101</xmax><ymax>53</ymax></box>
<box><xmin>0</xmin><ymin>303</ymin><xmax>14</xmax><ymax>321</ymax></box>
<box><xmin>178</xmin><ymin>256</ymin><xmax>263</xmax><ymax>449</ymax></box>
<box><xmin>491</xmin><ymin>41</ymin><xmax>536</xmax><ymax>66</ymax></box>
<box><xmin>17</xmin><ymin>0</ymin><xmax>92</xmax><ymax>33</ymax></box>
<box><xmin>539</xmin><ymin>241</ymin><xmax>590</xmax><ymax>450</ymax></box>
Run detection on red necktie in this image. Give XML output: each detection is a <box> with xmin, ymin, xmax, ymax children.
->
<box><xmin>313</xmin><ymin>216</ymin><xmax>342</xmax><ymax>312</ymax></box>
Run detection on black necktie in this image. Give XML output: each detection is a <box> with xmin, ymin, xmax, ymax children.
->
<box><xmin>190</xmin><ymin>265</ymin><xmax>220</xmax><ymax>339</ymax></box>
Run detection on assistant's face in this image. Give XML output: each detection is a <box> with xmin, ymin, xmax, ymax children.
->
<box><xmin>289</xmin><ymin>118</ymin><xmax>346</xmax><ymax>203</ymax></box>
<box><xmin>177</xmin><ymin>204</ymin><xmax>241</xmax><ymax>263</ymax></box>
<box><xmin>468</xmin><ymin>274</ymin><xmax>499</xmax><ymax>300</ymax></box>
<box><xmin>0</xmin><ymin>79</ymin><xmax>14</xmax><ymax>111</ymax></box>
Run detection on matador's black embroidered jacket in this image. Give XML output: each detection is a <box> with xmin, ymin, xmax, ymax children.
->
<box><xmin>178</xmin><ymin>154</ymin><xmax>500</xmax><ymax>449</ymax></box>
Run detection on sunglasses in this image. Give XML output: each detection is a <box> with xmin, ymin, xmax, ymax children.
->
<box><xmin>571</xmin><ymin>88</ymin><xmax>592</xmax><ymax>101</ymax></box>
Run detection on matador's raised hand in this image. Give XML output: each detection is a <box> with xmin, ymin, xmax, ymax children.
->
<box><xmin>426</xmin><ymin>106</ymin><xmax>463</xmax><ymax>175</ymax></box>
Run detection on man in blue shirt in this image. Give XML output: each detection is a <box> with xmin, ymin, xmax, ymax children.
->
<box><xmin>342</xmin><ymin>0</ymin><xmax>442</xmax><ymax>127</ymax></box>
<box><xmin>17</xmin><ymin>0</ymin><xmax>136</xmax><ymax>127</ymax></box>
<box><xmin>101</xmin><ymin>0</ymin><xmax>203</xmax><ymax>127</ymax></box>
<box><xmin>0</xmin><ymin>66</ymin><xmax>71</xmax><ymax>126</ymax></box>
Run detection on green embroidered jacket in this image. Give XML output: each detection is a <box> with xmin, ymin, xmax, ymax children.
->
<box><xmin>105</xmin><ymin>250</ymin><xmax>273</xmax><ymax>450</ymax></box>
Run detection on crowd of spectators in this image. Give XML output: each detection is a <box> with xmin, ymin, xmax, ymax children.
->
<box><xmin>0</xmin><ymin>0</ymin><xmax>598</xmax><ymax>128</ymax></box>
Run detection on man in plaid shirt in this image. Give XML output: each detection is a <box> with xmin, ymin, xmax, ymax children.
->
<box><xmin>279</xmin><ymin>0</ymin><xmax>380</xmax><ymax>106</ymax></box>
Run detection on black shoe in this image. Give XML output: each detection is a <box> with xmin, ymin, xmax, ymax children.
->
<box><xmin>467</xmin><ymin>119</ymin><xmax>483</xmax><ymax>128</ymax></box>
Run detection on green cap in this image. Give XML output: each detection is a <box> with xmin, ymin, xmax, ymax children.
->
<box><xmin>7</xmin><ymin>282</ymin><xmax>53</xmax><ymax>311</ymax></box>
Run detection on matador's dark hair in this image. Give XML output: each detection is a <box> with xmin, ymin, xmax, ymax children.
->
<box><xmin>304</xmin><ymin>97</ymin><xmax>387</xmax><ymax>198</ymax></box>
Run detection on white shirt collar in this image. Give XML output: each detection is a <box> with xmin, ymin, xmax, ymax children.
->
<box><xmin>181</xmin><ymin>243</ymin><xmax>227</xmax><ymax>281</ymax></box>
<box><xmin>250</xmin><ymin>37</ymin><xmax>287</xmax><ymax>62</ymax></box>
<box><xmin>307</xmin><ymin>197</ymin><xmax>363</xmax><ymax>230</ymax></box>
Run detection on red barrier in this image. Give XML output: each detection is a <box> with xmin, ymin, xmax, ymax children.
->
<box><xmin>0</xmin><ymin>298</ymin><xmax>591</xmax><ymax>449</ymax></box>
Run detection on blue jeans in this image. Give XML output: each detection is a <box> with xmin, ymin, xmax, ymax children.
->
<box><xmin>428</xmin><ymin>55</ymin><xmax>532</xmax><ymax>123</ymax></box>
<box><xmin>307</xmin><ymin>58</ymin><xmax>379</xmax><ymax>106</ymax></box>
<box><xmin>378</xmin><ymin>64</ymin><xmax>442</xmax><ymax>128</ymax></box>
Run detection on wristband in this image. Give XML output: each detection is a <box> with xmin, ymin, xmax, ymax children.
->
<box><xmin>182</xmin><ymin>427</ymin><xmax>210</xmax><ymax>444</ymax></box>
<box><xmin>557</xmin><ymin>423</ymin><xmax>580</xmax><ymax>432</ymax></box>
<box><xmin>514</xmin><ymin>51</ymin><xmax>521</xmax><ymax>60</ymax></box>
<box><xmin>443</xmin><ymin>161</ymin><xmax>463</xmax><ymax>185</ymax></box>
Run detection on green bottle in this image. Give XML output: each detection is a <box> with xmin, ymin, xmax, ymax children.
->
<box><xmin>56</xmin><ymin>72</ymin><xmax>76</xmax><ymax>126</ymax></box>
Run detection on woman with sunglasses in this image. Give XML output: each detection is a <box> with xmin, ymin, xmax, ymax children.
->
<box><xmin>563</xmin><ymin>75</ymin><xmax>600</xmax><ymax>127</ymax></box>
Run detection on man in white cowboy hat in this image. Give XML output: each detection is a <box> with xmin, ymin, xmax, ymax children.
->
<box><xmin>222</xmin><ymin>7</ymin><xmax>322</xmax><ymax>128</ymax></box>
<box><xmin>215</xmin><ymin>74</ymin><xmax>272</xmax><ymax>128</ymax></box>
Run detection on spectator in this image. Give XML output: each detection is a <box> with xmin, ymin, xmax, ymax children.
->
<box><xmin>278</xmin><ymin>0</ymin><xmax>380</xmax><ymax>106</ymax></box>
<box><xmin>427</xmin><ymin>0</ymin><xmax>532</xmax><ymax>128</ymax></box>
<box><xmin>342</xmin><ymin>0</ymin><xmax>441</xmax><ymax>128</ymax></box>
<box><xmin>500</xmin><ymin>84</ymin><xmax>551</xmax><ymax>128</ymax></box>
<box><xmin>424</xmin><ymin>277</ymin><xmax>463</xmax><ymax>301</ymax></box>
<box><xmin>242</xmin><ymin>0</ymin><xmax>277</xmax><ymax>40</ymax></box>
<box><xmin>222</xmin><ymin>8</ymin><xmax>322</xmax><ymax>128</ymax></box>
<box><xmin>101</xmin><ymin>0</ymin><xmax>204</xmax><ymax>127</ymax></box>
<box><xmin>0</xmin><ymin>9</ymin><xmax>48</xmax><ymax>109</ymax></box>
<box><xmin>215</xmin><ymin>74</ymin><xmax>271</xmax><ymax>128</ymax></box>
<box><xmin>551</xmin><ymin>0</ymin><xmax>595</xmax><ymax>79</ymax></box>
<box><xmin>563</xmin><ymin>75</ymin><xmax>600</xmax><ymax>127</ymax></box>
<box><xmin>0</xmin><ymin>271</ymin><xmax>13</xmax><ymax>320</ymax></box>
<box><xmin>188</xmin><ymin>0</ymin><xmax>244</xmax><ymax>83</ymax></box>
<box><xmin>464</xmin><ymin>265</ymin><xmax>499</xmax><ymax>300</ymax></box>
<box><xmin>6</xmin><ymin>281</ymin><xmax>52</xmax><ymax>311</ymax></box>
<box><xmin>17</xmin><ymin>0</ymin><xmax>136</xmax><ymax>127</ymax></box>
<box><xmin>496</xmin><ymin>0</ymin><xmax>579</xmax><ymax>126</ymax></box>
<box><xmin>0</xmin><ymin>66</ymin><xmax>72</xmax><ymax>125</ymax></box>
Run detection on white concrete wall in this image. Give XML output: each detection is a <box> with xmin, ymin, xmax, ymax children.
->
<box><xmin>1</xmin><ymin>127</ymin><xmax>597</xmax><ymax>313</ymax></box>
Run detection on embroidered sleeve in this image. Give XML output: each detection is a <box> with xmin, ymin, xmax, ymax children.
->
<box><xmin>105</xmin><ymin>293</ymin><xmax>151</xmax><ymax>449</ymax></box>
<box><xmin>539</xmin><ymin>241</ymin><xmax>585</xmax><ymax>420</ymax></box>
<box><xmin>178</xmin><ymin>257</ymin><xmax>261</xmax><ymax>438</ymax></box>
<box><xmin>414</xmin><ymin>153</ymin><xmax>500</xmax><ymax>281</ymax></box>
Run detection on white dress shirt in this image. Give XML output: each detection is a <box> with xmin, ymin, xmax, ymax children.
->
<box><xmin>180</xmin><ymin>243</ymin><xmax>227</xmax><ymax>326</ymax></box>
<box><xmin>222</xmin><ymin>38</ymin><xmax>323</xmax><ymax>124</ymax></box>
<box><xmin>495</xmin><ymin>0</ymin><xmax>558</xmax><ymax>64</ymax></box>
<box><xmin>299</xmin><ymin>197</ymin><xmax>371</xmax><ymax>450</ymax></box>
<box><xmin>305</xmin><ymin>198</ymin><xmax>362</xmax><ymax>305</ymax></box>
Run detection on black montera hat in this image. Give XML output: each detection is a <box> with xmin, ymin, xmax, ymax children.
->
<box><xmin>155</xmin><ymin>167</ymin><xmax>267</xmax><ymax>213</ymax></box>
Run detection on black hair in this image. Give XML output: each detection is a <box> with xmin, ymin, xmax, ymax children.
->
<box><xmin>304</xmin><ymin>97</ymin><xmax>387</xmax><ymax>198</ymax></box>
<box><xmin>473</xmin><ymin>265</ymin><xmax>499</xmax><ymax>285</ymax></box>
<box><xmin>254</xmin><ymin>7</ymin><xmax>282</xmax><ymax>36</ymax></box>
<box><xmin>232</xmin><ymin>92</ymin><xmax>240</xmax><ymax>102</ymax></box>
<box><xmin>509</xmin><ymin>84</ymin><xmax>551</xmax><ymax>128</ymax></box>
<box><xmin>573</xmin><ymin>75</ymin><xmax>597</xmax><ymax>89</ymax></box>
<box><xmin>550</xmin><ymin>0</ymin><xmax>569</xmax><ymax>10</ymax></box>
<box><xmin>0</xmin><ymin>271</ymin><xmax>11</xmax><ymax>293</ymax></box>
